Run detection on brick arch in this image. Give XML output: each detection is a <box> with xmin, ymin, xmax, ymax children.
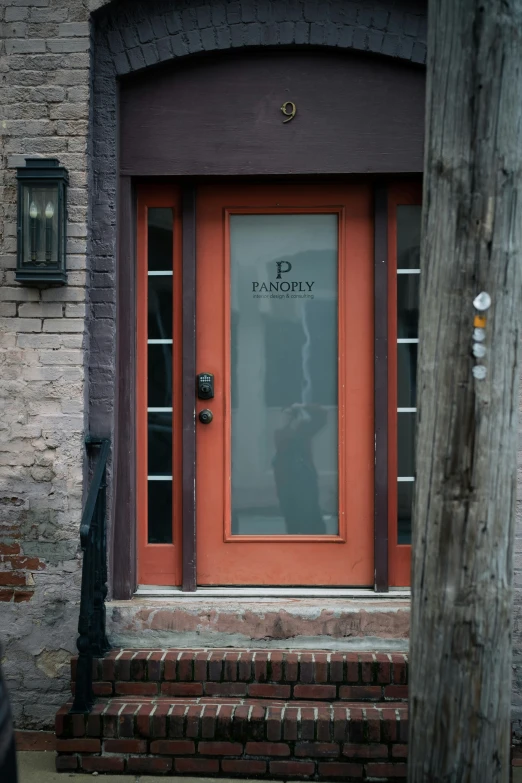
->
<box><xmin>93</xmin><ymin>0</ymin><xmax>427</xmax><ymax>76</ymax></box>
<box><xmin>87</xmin><ymin>0</ymin><xmax>427</xmax><ymax>596</ymax></box>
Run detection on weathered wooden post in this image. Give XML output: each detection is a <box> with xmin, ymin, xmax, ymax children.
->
<box><xmin>409</xmin><ymin>1</ymin><xmax>522</xmax><ymax>781</ymax></box>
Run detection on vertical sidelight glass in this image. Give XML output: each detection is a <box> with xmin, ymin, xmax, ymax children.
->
<box><xmin>147</xmin><ymin>207</ymin><xmax>174</xmax><ymax>544</ymax></box>
<box><xmin>229</xmin><ymin>214</ymin><xmax>339</xmax><ymax>536</ymax></box>
<box><xmin>396</xmin><ymin>205</ymin><xmax>421</xmax><ymax>544</ymax></box>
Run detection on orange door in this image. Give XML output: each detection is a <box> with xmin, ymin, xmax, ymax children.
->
<box><xmin>196</xmin><ymin>183</ymin><xmax>374</xmax><ymax>585</ymax></box>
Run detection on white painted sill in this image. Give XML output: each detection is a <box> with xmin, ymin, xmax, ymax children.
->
<box><xmin>134</xmin><ymin>586</ymin><xmax>411</xmax><ymax>599</ymax></box>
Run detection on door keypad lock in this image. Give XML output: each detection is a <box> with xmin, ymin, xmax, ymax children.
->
<box><xmin>197</xmin><ymin>373</ymin><xmax>214</xmax><ymax>400</ymax></box>
<box><xmin>199</xmin><ymin>409</ymin><xmax>213</xmax><ymax>424</ymax></box>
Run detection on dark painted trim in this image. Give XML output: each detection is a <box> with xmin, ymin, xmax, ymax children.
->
<box><xmin>374</xmin><ymin>184</ymin><xmax>389</xmax><ymax>592</ymax></box>
<box><xmin>119</xmin><ymin>52</ymin><xmax>425</xmax><ymax>178</ymax></box>
<box><xmin>112</xmin><ymin>175</ymin><xmax>136</xmax><ymax>600</ymax></box>
<box><xmin>182</xmin><ymin>186</ymin><xmax>197</xmax><ymax>592</ymax></box>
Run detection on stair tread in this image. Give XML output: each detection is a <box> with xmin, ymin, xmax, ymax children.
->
<box><xmin>102</xmin><ymin>648</ymin><xmax>409</xmax><ymax>654</ymax></box>
<box><xmin>58</xmin><ymin>650</ymin><xmax>409</xmax><ymax>780</ymax></box>
<box><xmin>72</xmin><ymin>648</ymin><xmax>409</xmax><ymax>704</ymax></box>
<box><xmin>63</xmin><ymin>697</ymin><xmax>408</xmax><ymax>709</ymax></box>
<box><xmin>57</xmin><ymin>695</ymin><xmax>408</xmax><ymax>743</ymax></box>
<box><xmin>57</xmin><ymin>694</ymin><xmax>408</xmax><ymax>742</ymax></box>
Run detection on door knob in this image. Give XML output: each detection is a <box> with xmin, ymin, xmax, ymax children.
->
<box><xmin>199</xmin><ymin>409</ymin><xmax>213</xmax><ymax>424</ymax></box>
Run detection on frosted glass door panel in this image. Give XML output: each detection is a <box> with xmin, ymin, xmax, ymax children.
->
<box><xmin>230</xmin><ymin>214</ymin><xmax>338</xmax><ymax>536</ymax></box>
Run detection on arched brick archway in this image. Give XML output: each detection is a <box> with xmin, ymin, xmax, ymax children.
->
<box><xmin>86</xmin><ymin>0</ymin><xmax>427</xmax><ymax>596</ymax></box>
<box><xmin>93</xmin><ymin>0</ymin><xmax>427</xmax><ymax>75</ymax></box>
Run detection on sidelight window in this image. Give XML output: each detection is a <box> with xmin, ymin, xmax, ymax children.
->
<box><xmin>136</xmin><ymin>186</ymin><xmax>182</xmax><ymax>587</ymax></box>
<box><xmin>146</xmin><ymin>208</ymin><xmax>174</xmax><ymax>544</ymax></box>
<box><xmin>396</xmin><ymin>206</ymin><xmax>421</xmax><ymax>545</ymax></box>
<box><xmin>386</xmin><ymin>181</ymin><xmax>422</xmax><ymax>587</ymax></box>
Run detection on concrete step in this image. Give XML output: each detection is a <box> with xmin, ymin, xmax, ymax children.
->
<box><xmin>71</xmin><ymin>649</ymin><xmax>409</xmax><ymax>703</ymax></box>
<box><xmin>106</xmin><ymin>595</ymin><xmax>410</xmax><ymax>650</ymax></box>
<box><xmin>55</xmin><ymin>696</ymin><xmax>408</xmax><ymax>780</ymax></box>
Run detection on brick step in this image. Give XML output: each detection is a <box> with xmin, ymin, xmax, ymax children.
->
<box><xmin>72</xmin><ymin>649</ymin><xmax>408</xmax><ymax>703</ymax></box>
<box><xmin>55</xmin><ymin>696</ymin><xmax>408</xmax><ymax>780</ymax></box>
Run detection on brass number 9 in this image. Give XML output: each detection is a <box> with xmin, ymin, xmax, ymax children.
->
<box><xmin>281</xmin><ymin>101</ymin><xmax>296</xmax><ymax>123</ymax></box>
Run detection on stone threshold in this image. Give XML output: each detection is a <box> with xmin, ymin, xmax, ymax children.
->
<box><xmin>106</xmin><ymin>597</ymin><xmax>410</xmax><ymax>651</ymax></box>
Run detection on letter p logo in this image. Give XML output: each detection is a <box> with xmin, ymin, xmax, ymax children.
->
<box><xmin>276</xmin><ymin>260</ymin><xmax>292</xmax><ymax>279</ymax></box>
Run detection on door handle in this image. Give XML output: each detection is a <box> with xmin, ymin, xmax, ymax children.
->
<box><xmin>199</xmin><ymin>409</ymin><xmax>213</xmax><ymax>424</ymax></box>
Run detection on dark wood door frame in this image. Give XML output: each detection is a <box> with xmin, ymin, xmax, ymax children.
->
<box><xmin>373</xmin><ymin>183</ymin><xmax>389</xmax><ymax>592</ymax></box>
<box><xmin>113</xmin><ymin>180</ymin><xmax>198</xmax><ymax>598</ymax></box>
<box><xmin>112</xmin><ymin>178</ymin><xmax>420</xmax><ymax>598</ymax></box>
<box><xmin>112</xmin><ymin>175</ymin><xmax>137</xmax><ymax>599</ymax></box>
<box><xmin>181</xmin><ymin>186</ymin><xmax>197</xmax><ymax>592</ymax></box>
<box><xmin>110</xmin><ymin>50</ymin><xmax>424</xmax><ymax>597</ymax></box>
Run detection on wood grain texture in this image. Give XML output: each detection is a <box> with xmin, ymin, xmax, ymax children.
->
<box><xmin>112</xmin><ymin>175</ymin><xmax>136</xmax><ymax>600</ymax></box>
<box><xmin>119</xmin><ymin>51</ymin><xmax>425</xmax><ymax>176</ymax></box>
<box><xmin>408</xmin><ymin>2</ymin><xmax>522</xmax><ymax>781</ymax></box>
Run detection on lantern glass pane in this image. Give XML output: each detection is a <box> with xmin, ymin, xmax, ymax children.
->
<box><xmin>22</xmin><ymin>185</ymin><xmax>59</xmax><ymax>269</ymax></box>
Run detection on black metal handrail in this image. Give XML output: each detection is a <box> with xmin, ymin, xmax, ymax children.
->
<box><xmin>70</xmin><ymin>437</ymin><xmax>110</xmax><ymax>714</ymax></box>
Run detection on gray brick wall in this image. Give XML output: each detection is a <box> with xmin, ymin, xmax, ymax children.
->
<box><xmin>0</xmin><ymin>0</ymin><xmax>94</xmax><ymax>729</ymax></box>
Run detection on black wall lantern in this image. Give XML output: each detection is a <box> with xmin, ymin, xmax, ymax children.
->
<box><xmin>16</xmin><ymin>158</ymin><xmax>69</xmax><ymax>284</ymax></box>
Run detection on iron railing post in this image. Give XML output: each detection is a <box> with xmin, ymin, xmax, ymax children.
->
<box><xmin>100</xmin><ymin>464</ymin><xmax>110</xmax><ymax>653</ymax></box>
<box><xmin>70</xmin><ymin>437</ymin><xmax>110</xmax><ymax>714</ymax></box>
